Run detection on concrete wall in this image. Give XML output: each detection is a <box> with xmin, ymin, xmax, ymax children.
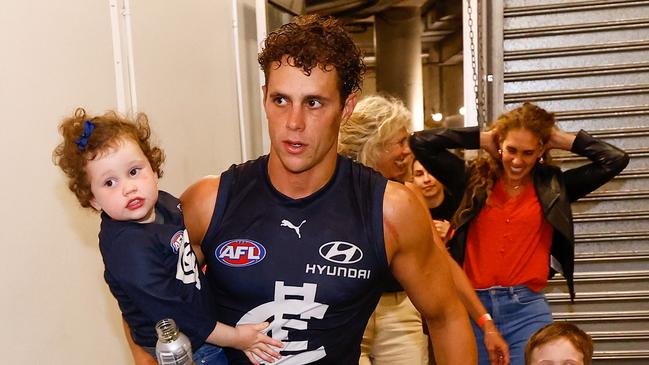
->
<box><xmin>423</xmin><ymin>61</ymin><xmax>464</xmax><ymax>128</ymax></box>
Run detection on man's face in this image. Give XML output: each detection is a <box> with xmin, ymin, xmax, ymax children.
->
<box><xmin>263</xmin><ymin>57</ymin><xmax>356</xmax><ymax>176</ymax></box>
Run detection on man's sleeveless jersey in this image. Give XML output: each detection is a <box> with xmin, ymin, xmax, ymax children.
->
<box><xmin>203</xmin><ymin>155</ymin><xmax>389</xmax><ymax>364</ymax></box>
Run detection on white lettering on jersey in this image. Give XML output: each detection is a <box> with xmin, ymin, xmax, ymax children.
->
<box><xmin>237</xmin><ymin>281</ymin><xmax>328</xmax><ymax>364</ymax></box>
<box><xmin>280</xmin><ymin>219</ymin><xmax>307</xmax><ymax>239</ymax></box>
<box><xmin>176</xmin><ymin>229</ymin><xmax>201</xmax><ymax>289</ymax></box>
<box><xmin>219</xmin><ymin>245</ymin><xmax>261</xmax><ymax>260</ymax></box>
<box><xmin>305</xmin><ymin>264</ymin><xmax>371</xmax><ymax>279</ymax></box>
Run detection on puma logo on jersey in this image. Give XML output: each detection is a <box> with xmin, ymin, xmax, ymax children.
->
<box><xmin>281</xmin><ymin>219</ymin><xmax>307</xmax><ymax>239</ymax></box>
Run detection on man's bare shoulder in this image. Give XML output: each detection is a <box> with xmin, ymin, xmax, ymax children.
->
<box><xmin>382</xmin><ymin>181</ymin><xmax>432</xmax><ymax>258</ymax></box>
<box><xmin>180</xmin><ymin>175</ymin><xmax>220</xmax><ymax>245</ymax></box>
<box><xmin>181</xmin><ymin>175</ymin><xmax>220</xmax><ymax>204</ymax></box>
<box><xmin>404</xmin><ymin>181</ymin><xmax>430</xmax><ymax>209</ymax></box>
<box><xmin>383</xmin><ymin>180</ymin><xmax>422</xmax><ymax>218</ymax></box>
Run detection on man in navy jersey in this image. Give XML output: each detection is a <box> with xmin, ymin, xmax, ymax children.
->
<box><xmin>182</xmin><ymin>15</ymin><xmax>476</xmax><ymax>365</ymax></box>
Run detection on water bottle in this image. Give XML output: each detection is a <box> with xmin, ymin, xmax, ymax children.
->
<box><xmin>155</xmin><ymin>318</ymin><xmax>195</xmax><ymax>365</ymax></box>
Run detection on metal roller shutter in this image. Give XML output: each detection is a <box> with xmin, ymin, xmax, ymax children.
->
<box><xmin>484</xmin><ymin>0</ymin><xmax>649</xmax><ymax>362</ymax></box>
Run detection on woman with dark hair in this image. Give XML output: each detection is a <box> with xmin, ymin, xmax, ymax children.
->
<box><xmin>411</xmin><ymin>159</ymin><xmax>461</xmax><ymax>241</ymax></box>
<box><xmin>409</xmin><ymin>102</ymin><xmax>628</xmax><ymax>365</ymax></box>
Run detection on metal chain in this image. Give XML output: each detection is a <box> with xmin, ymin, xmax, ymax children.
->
<box><xmin>477</xmin><ymin>0</ymin><xmax>487</xmax><ymax>128</ymax></box>
<box><xmin>466</xmin><ymin>0</ymin><xmax>486</xmax><ymax>128</ymax></box>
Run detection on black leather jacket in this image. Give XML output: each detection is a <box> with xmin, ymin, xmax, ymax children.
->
<box><xmin>409</xmin><ymin>127</ymin><xmax>629</xmax><ymax>300</ymax></box>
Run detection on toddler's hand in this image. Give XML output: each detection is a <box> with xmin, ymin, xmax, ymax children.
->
<box><xmin>235</xmin><ymin>322</ymin><xmax>283</xmax><ymax>365</ymax></box>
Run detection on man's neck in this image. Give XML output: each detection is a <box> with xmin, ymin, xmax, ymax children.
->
<box><xmin>267</xmin><ymin>152</ymin><xmax>338</xmax><ymax>199</ymax></box>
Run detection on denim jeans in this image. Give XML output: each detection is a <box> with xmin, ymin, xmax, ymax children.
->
<box><xmin>193</xmin><ymin>344</ymin><xmax>228</xmax><ymax>365</ymax></box>
<box><xmin>144</xmin><ymin>343</ymin><xmax>228</xmax><ymax>365</ymax></box>
<box><xmin>471</xmin><ymin>286</ymin><xmax>553</xmax><ymax>365</ymax></box>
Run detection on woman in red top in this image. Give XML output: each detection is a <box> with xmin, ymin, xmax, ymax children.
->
<box><xmin>409</xmin><ymin>102</ymin><xmax>629</xmax><ymax>365</ymax></box>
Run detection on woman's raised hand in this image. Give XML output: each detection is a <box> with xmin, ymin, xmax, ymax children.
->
<box><xmin>480</xmin><ymin>130</ymin><xmax>500</xmax><ymax>159</ymax></box>
<box><xmin>546</xmin><ymin>127</ymin><xmax>576</xmax><ymax>151</ymax></box>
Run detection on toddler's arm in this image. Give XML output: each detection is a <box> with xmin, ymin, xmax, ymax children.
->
<box><xmin>207</xmin><ymin>322</ymin><xmax>283</xmax><ymax>365</ymax></box>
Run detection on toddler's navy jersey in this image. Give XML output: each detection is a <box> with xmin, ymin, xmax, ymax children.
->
<box><xmin>203</xmin><ymin>155</ymin><xmax>389</xmax><ymax>365</ymax></box>
<box><xmin>99</xmin><ymin>191</ymin><xmax>217</xmax><ymax>349</ymax></box>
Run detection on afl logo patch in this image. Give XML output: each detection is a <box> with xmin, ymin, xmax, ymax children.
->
<box><xmin>216</xmin><ymin>239</ymin><xmax>266</xmax><ymax>267</ymax></box>
<box><xmin>169</xmin><ymin>230</ymin><xmax>184</xmax><ymax>254</ymax></box>
<box><xmin>319</xmin><ymin>241</ymin><xmax>363</xmax><ymax>264</ymax></box>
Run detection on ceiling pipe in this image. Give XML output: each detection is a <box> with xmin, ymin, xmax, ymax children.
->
<box><xmin>305</xmin><ymin>0</ymin><xmax>401</xmax><ymax>19</ymax></box>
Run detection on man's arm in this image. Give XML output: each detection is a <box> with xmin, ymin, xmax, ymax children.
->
<box><xmin>446</xmin><ymin>260</ymin><xmax>509</xmax><ymax>364</ymax></box>
<box><xmin>122</xmin><ymin>319</ymin><xmax>157</xmax><ymax>365</ymax></box>
<box><xmin>181</xmin><ymin>176</ymin><xmax>285</xmax><ymax>364</ymax></box>
<box><xmin>406</xmin><ymin>182</ymin><xmax>509</xmax><ymax>364</ymax></box>
<box><xmin>180</xmin><ymin>175</ymin><xmax>220</xmax><ymax>261</ymax></box>
<box><xmin>383</xmin><ymin>181</ymin><xmax>477</xmax><ymax>364</ymax></box>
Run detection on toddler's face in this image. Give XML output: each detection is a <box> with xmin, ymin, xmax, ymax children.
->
<box><xmin>87</xmin><ymin>138</ymin><xmax>158</xmax><ymax>223</ymax></box>
<box><xmin>529</xmin><ymin>338</ymin><xmax>584</xmax><ymax>365</ymax></box>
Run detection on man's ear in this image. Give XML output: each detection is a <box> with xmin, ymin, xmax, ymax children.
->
<box><xmin>261</xmin><ymin>85</ymin><xmax>269</xmax><ymax>117</ymax></box>
<box><xmin>341</xmin><ymin>92</ymin><xmax>358</xmax><ymax>123</ymax></box>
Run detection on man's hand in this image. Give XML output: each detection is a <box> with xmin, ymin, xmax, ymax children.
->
<box><xmin>132</xmin><ymin>351</ymin><xmax>157</xmax><ymax>365</ymax></box>
<box><xmin>483</xmin><ymin>321</ymin><xmax>509</xmax><ymax>365</ymax></box>
<box><xmin>122</xmin><ymin>319</ymin><xmax>157</xmax><ymax>365</ymax></box>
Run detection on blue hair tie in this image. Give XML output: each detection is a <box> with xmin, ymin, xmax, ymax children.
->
<box><xmin>75</xmin><ymin>120</ymin><xmax>95</xmax><ymax>151</ymax></box>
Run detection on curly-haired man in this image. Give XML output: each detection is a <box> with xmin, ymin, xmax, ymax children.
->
<box><xmin>181</xmin><ymin>15</ymin><xmax>475</xmax><ymax>364</ymax></box>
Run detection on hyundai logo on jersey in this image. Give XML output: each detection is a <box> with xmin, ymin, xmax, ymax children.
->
<box><xmin>216</xmin><ymin>239</ymin><xmax>266</xmax><ymax>267</ymax></box>
<box><xmin>319</xmin><ymin>241</ymin><xmax>363</xmax><ymax>264</ymax></box>
<box><xmin>169</xmin><ymin>230</ymin><xmax>184</xmax><ymax>254</ymax></box>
